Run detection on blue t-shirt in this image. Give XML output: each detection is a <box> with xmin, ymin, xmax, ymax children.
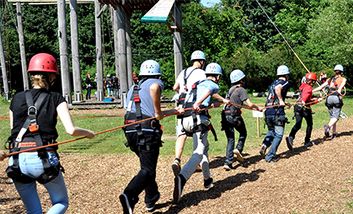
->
<box><xmin>185</xmin><ymin>79</ymin><xmax>219</xmax><ymax>107</ymax></box>
<box><xmin>265</xmin><ymin>78</ymin><xmax>289</xmax><ymax>116</ymax></box>
<box><xmin>125</xmin><ymin>78</ymin><xmax>164</xmax><ymax>117</ymax></box>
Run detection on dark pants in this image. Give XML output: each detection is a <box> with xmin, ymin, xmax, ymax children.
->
<box><xmin>223</xmin><ymin>116</ymin><xmax>247</xmax><ymax>164</ymax></box>
<box><xmin>86</xmin><ymin>87</ymin><xmax>91</xmax><ymax>100</ymax></box>
<box><xmin>289</xmin><ymin>105</ymin><xmax>313</xmax><ymax>143</ymax></box>
<box><xmin>123</xmin><ymin>132</ymin><xmax>161</xmax><ymax>204</ymax></box>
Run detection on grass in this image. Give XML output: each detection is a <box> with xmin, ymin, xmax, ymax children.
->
<box><xmin>1</xmin><ymin>95</ymin><xmax>353</xmax><ymax>158</ymax></box>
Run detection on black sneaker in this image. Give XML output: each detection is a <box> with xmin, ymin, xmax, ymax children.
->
<box><xmin>146</xmin><ymin>192</ymin><xmax>160</xmax><ymax>212</ymax></box>
<box><xmin>286</xmin><ymin>136</ymin><xmax>294</xmax><ymax>151</ymax></box>
<box><xmin>119</xmin><ymin>193</ymin><xmax>134</xmax><ymax>214</ymax></box>
<box><xmin>259</xmin><ymin>144</ymin><xmax>267</xmax><ymax>156</ymax></box>
<box><xmin>204</xmin><ymin>177</ymin><xmax>213</xmax><ymax>189</ymax></box>
<box><xmin>173</xmin><ymin>174</ymin><xmax>186</xmax><ymax>204</ymax></box>
<box><xmin>171</xmin><ymin>159</ymin><xmax>181</xmax><ymax>177</ymax></box>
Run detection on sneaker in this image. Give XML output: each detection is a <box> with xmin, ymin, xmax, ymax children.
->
<box><xmin>327</xmin><ymin>133</ymin><xmax>337</xmax><ymax>140</ymax></box>
<box><xmin>171</xmin><ymin>159</ymin><xmax>181</xmax><ymax>177</ymax></box>
<box><xmin>324</xmin><ymin>125</ymin><xmax>330</xmax><ymax>138</ymax></box>
<box><xmin>265</xmin><ymin>156</ymin><xmax>280</xmax><ymax>163</ymax></box>
<box><xmin>304</xmin><ymin>141</ymin><xmax>313</xmax><ymax>147</ymax></box>
<box><xmin>173</xmin><ymin>174</ymin><xmax>186</xmax><ymax>204</ymax></box>
<box><xmin>204</xmin><ymin>177</ymin><xmax>214</xmax><ymax>189</ymax></box>
<box><xmin>259</xmin><ymin>144</ymin><xmax>267</xmax><ymax>156</ymax></box>
<box><xmin>119</xmin><ymin>193</ymin><xmax>134</xmax><ymax>214</ymax></box>
<box><xmin>233</xmin><ymin>149</ymin><xmax>244</xmax><ymax>163</ymax></box>
<box><xmin>286</xmin><ymin>136</ymin><xmax>294</xmax><ymax>151</ymax></box>
<box><xmin>146</xmin><ymin>192</ymin><xmax>160</xmax><ymax>212</ymax></box>
<box><xmin>223</xmin><ymin>163</ymin><xmax>232</xmax><ymax>171</ymax></box>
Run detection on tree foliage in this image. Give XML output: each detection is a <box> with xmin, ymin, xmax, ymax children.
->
<box><xmin>1</xmin><ymin>0</ymin><xmax>352</xmax><ymax>93</ymax></box>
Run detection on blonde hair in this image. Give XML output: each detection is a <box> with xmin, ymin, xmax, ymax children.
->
<box><xmin>31</xmin><ymin>74</ymin><xmax>49</xmax><ymax>89</ymax></box>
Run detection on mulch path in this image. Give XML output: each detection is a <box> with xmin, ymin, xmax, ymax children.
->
<box><xmin>1</xmin><ymin>116</ymin><xmax>353</xmax><ymax>214</ymax></box>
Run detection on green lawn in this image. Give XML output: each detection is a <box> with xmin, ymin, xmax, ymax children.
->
<box><xmin>1</xmin><ymin>95</ymin><xmax>352</xmax><ymax>157</ymax></box>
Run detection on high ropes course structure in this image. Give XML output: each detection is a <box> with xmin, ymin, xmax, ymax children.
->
<box><xmin>0</xmin><ymin>0</ymin><xmax>189</xmax><ymax>105</ymax></box>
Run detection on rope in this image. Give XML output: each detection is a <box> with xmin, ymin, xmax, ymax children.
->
<box><xmin>255</xmin><ymin>0</ymin><xmax>310</xmax><ymax>73</ymax></box>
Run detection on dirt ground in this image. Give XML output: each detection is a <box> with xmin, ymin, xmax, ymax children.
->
<box><xmin>1</xmin><ymin>111</ymin><xmax>353</xmax><ymax>214</ymax></box>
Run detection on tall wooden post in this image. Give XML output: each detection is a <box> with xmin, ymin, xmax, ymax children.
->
<box><xmin>58</xmin><ymin>0</ymin><xmax>71</xmax><ymax>103</ymax></box>
<box><xmin>95</xmin><ymin>0</ymin><xmax>104</xmax><ymax>101</ymax></box>
<box><xmin>125</xmin><ymin>11</ymin><xmax>132</xmax><ymax>88</ymax></box>
<box><xmin>173</xmin><ymin>3</ymin><xmax>183</xmax><ymax>78</ymax></box>
<box><xmin>116</xmin><ymin>5</ymin><xmax>128</xmax><ymax>106</ymax></box>
<box><xmin>0</xmin><ymin>29</ymin><xmax>9</xmax><ymax>100</ymax></box>
<box><xmin>69</xmin><ymin>0</ymin><xmax>83</xmax><ymax>102</ymax></box>
<box><xmin>16</xmin><ymin>2</ymin><xmax>29</xmax><ymax>90</ymax></box>
<box><xmin>111</xmin><ymin>7</ymin><xmax>120</xmax><ymax>98</ymax></box>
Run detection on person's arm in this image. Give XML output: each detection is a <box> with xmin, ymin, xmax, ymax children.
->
<box><xmin>150</xmin><ymin>83</ymin><xmax>163</xmax><ymax>120</ymax></box>
<box><xmin>193</xmin><ymin>90</ymin><xmax>212</xmax><ymax>111</ymax></box>
<box><xmin>212</xmin><ymin>93</ymin><xmax>230</xmax><ymax>104</ymax></box>
<box><xmin>57</xmin><ymin>102</ymin><xmax>95</xmax><ymax>138</ymax></box>
<box><xmin>244</xmin><ymin>98</ymin><xmax>261</xmax><ymax>111</ymax></box>
<box><xmin>275</xmin><ymin>84</ymin><xmax>285</xmax><ymax>106</ymax></box>
<box><xmin>313</xmin><ymin>80</ymin><xmax>328</xmax><ymax>92</ymax></box>
<box><xmin>172</xmin><ymin>82</ymin><xmax>180</xmax><ymax>93</ymax></box>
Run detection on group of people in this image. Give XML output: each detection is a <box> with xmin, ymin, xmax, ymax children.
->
<box><xmin>84</xmin><ymin>73</ymin><xmax>120</xmax><ymax>100</ymax></box>
<box><xmin>0</xmin><ymin>50</ymin><xmax>347</xmax><ymax>214</ymax></box>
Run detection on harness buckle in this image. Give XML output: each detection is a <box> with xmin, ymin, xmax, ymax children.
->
<box><xmin>27</xmin><ymin>106</ymin><xmax>37</xmax><ymax>116</ymax></box>
<box><xmin>133</xmin><ymin>95</ymin><xmax>141</xmax><ymax>103</ymax></box>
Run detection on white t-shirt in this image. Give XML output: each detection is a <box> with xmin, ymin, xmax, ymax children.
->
<box><xmin>176</xmin><ymin>66</ymin><xmax>206</xmax><ymax>94</ymax></box>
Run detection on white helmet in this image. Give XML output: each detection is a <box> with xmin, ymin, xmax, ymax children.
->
<box><xmin>205</xmin><ymin>63</ymin><xmax>222</xmax><ymax>75</ymax></box>
<box><xmin>230</xmin><ymin>69</ymin><xmax>245</xmax><ymax>83</ymax></box>
<box><xmin>139</xmin><ymin>60</ymin><xmax>161</xmax><ymax>76</ymax></box>
<box><xmin>277</xmin><ymin>65</ymin><xmax>290</xmax><ymax>76</ymax></box>
<box><xmin>334</xmin><ymin>64</ymin><xmax>344</xmax><ymax>72</ymax></box>
<box><xmin>190</xmin><ymin>50</ymin><xmax>206</xmax><ymax>61</ymax></box>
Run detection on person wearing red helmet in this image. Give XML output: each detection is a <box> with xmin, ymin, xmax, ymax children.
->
<box><xmin>2</xmin><ymin>53</ymin><xmax>95</xmax><ymax>214</ymax></box>
<box><xmin>286</xmin><ymin>72</ymin><xmax>322</xmax><ymax>149</ymax></box>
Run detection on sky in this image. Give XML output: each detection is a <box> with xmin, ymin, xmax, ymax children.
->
<box><xmin>200</xmin><ymin>0</ymin><xmax>221</xmax><ymax>7</ymax></box>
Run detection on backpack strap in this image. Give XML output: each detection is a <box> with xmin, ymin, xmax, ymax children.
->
<box><xmin>183</xmin><ymin>67</ymin><xmax>197</xmax><ymax>92</ymax></box>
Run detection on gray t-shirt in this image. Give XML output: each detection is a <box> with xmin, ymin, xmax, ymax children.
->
<box><xmin>229</xmin><ymin>86</ymin><xmax>249</xmax><ymax>106</ymax></box>
<box><xmin>125</xmin><ymin>78</ymin><xmax>164</xmax><ymax>117</ymax></box>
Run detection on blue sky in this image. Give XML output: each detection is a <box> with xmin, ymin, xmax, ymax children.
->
<box><xmin>200</xmin><ymin>0</ymin><xmax>221</xmax><ymax>7</ymax></box>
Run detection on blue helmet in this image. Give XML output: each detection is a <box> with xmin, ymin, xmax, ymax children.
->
<box><xmin>205</xmin><ymin>63</ymin><xmax>222</xmax><ymax>75</ymax></box>
<box><xmin>139</xmin><ymin>60</ymin><xmax>161</xmax><ymax>76</ymax></box>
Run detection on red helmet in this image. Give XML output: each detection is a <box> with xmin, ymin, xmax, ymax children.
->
<box><xmin>28</xmin><ymin>53</ymin><xmax>58</xmax><ymax>73</ymax></box>
<box><xmin>305</xmin><ymin>72</ymin><xmax>317</xmax><ymax>81</ymax></box>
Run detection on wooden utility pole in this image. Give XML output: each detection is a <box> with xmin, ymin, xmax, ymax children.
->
<box><xmin>116</xmin><ymin>5</ymin><xmax>128</xmax><ymax>106</ymax></box>
<box><xmin>125</xmin><ymin>11</ymin><xmax>132</xmax><ymax>88</ymax></box>
<box><xmin>16</xmin><ymin>2</ymin><xmax>29</xmax><ymax>90</ymax></box>
<box><xmin>111</xmin><ymin>7</ymin><xmax>120</xmax><ymax>98</ymax></box>
<box><xmin>58</xmin><ymin>0</ymin><xmax>71</xmax><ymax>103</ymax></box>
<box><xmin>173</xmin><ymin>3</ymin><xmax>183</xmax><ymax>78</ymax></box>
<box><xmin>94</xmin><ymin>0</ymin><xmax>104</xmax><ymax>101</ymax></box>
<box><xmin>0</xmin><ymin>29</ymin><xmax>9</xmax><ymax>100</ymax></box>
<box><xmin>69</xmin><ymin>0</ymin><xmax>83</xmax><ymax>102</ymax></box>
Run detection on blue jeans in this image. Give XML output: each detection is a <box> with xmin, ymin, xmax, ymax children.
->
<box><xmin>223</xmin><ymin>116</ymin><xmax>247</xmax><ymax>164</ymax></box>
<box><xmin>263</xmin><ymin>115</ymin><xmax>286</xmax><ymax>162</ymax></box>
<box><xmin>10</xmin><ymin>152</ymin><xmax>68</xmax><ymax>214</ymax></box>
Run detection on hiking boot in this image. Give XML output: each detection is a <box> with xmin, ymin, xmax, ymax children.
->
<box><xmin>223</xmin><ymin>163</ymin><xmax>232</xmax><ymax>171</ymax></box>
<box><xmin>259</xmin><ymin>144</ymin><xmax>267</xmax><ymax>156</ymax></box>
<box><xmin>173</xmin><ymin>174</ymin><xmax>186</xmax><ymax>204</ymax></box>
<box><xmin>204</xmin><ymin>177</ymin><xmax>214</xmax><ymax>189</ymax></box>
<box><xmin>324</xmin><ymin>125</ymin><xmax>330</xmax><ymax>138</ymax></box>
<box><xmin>286</xmin><ymin>136</ymin><xmax>294</xmax><ymax>151</ymax></box>
<box><xmin>119</xmin><ymin>193</ymin><xmax>135</xmax><ymax>214</ymax></box>
<box><xmin>171</xmin><ymin>159</ymin><xmax>181</xmax><ymax>177</ymax></box>
<box><xmin>145</xmin><ymin>192</ymin><xmax>160</xmax><ymax>212</ymax></box>
<box><xmin>233</xmin><ymin>149</ymin><xmax>244</xmax><ymax>163</ymax></box>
